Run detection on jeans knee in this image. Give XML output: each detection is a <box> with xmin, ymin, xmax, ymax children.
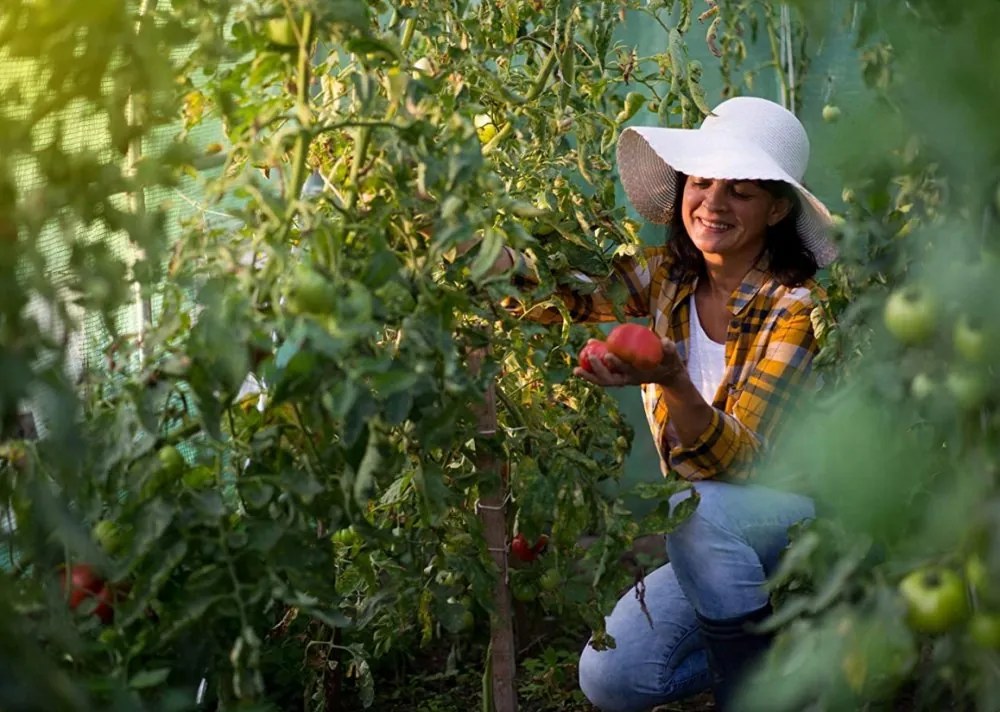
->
<box><xmin>578</xmin><ymin>645</ymin><xmax>645</xmax><ymax>712</ymax></box>
<box><xmin>666</xmin><ymin>488</ymin><xmax>732</xmax><ymax>559</ymax></box>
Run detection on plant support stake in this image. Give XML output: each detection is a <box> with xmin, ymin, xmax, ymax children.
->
<box><xmin>468</xmin><ymin>345</ymin><xmax>518</xmax><ymax>712</ymax></box>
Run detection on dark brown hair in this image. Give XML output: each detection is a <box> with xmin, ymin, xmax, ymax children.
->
<box><xmin>666</xmin><ymin>173</ymin><xmax>819</xmax><ymax>287</ymax></box>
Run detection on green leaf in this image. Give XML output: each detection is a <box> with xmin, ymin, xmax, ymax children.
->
<box><xmin>129</xmin><ymin>668</ymin><xmax>170</xmax><ymax>689</ymax></box>
<box><xmin>470</xmin><ymin>228</ymin><xmax>504</xmax><ymax>284</ymax></box>
<box><xmin>353</xmin><ymin>429</ymin><xmax>383</xmax><ymax>506</ymax></box>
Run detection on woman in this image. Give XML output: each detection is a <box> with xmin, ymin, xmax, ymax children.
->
<box><xmin>497</xmin><ymin>97</ymin><xmax>836</xmax><ymax>711</ymax></box>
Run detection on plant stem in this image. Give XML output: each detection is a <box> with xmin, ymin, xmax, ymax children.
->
<box><xmin>346</xmin><ymin>125</ymin><xmax>371</xmax><ymax>213</ymax></box>
<box><xmin>400</xmin><ymin>17</ymin><xmax>416</xmax><ymax>52</ymax></box>
<box><xmin>287</xmin><ymin>11</ymin><xmax>315</xmax><ymax>209</ymax></box>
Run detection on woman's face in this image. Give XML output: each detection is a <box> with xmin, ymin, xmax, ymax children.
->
<box><xmin>680</xmin><ymin>177</ymin><xmax>791</xmax><ymax>266</ymax></box>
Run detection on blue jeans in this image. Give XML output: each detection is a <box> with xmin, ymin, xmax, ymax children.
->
<box><xmin>578</xmin><ymin>480</ymin><xmax>815</xmax><ymax>712</ymax></box>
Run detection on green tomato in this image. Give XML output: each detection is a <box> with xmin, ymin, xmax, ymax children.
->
<box><xmin>822</xmin><ymin>104</ymin><xmax>842</xmax><ymax>123</ymax></box>
<box><xmin>884</xmin><ymin>287</ymin><xmax>938</xmax><ymax>346</ymax></box>
<box><xmin>474</xmin><ymin>114</ymin><xmax>498</xmax><ymax>144</ymax></box>
<box><xmin>910</xmin><ymin>372</ymin><xmax>936</xmax><ymax>401</ymax></box>
<box><xmin>539</xmin><ymin>568</ymin><xmax>561</xmax><ymax>592</ymax></box>
<box><xmin>954</xmin><ymin>315</ymin><xmax>988</xmax><ymax>363</ymax></box>
<box><xmin>899</xmin><ymin>567</ymin><xmax>969</xmax><ymax>634</ymax></box>
<box><xmin>157</xmin><ymin>445</ymin><xmax>186</xmax><ymax>475</ymax></box>
<box><xmin>510</xmin><ymin>576</ymin><xmax>535</xmax><ymax>602</ymax></box>
<box><xmin>93</xmin><ymin>520</ymin><xmax>124</xmax><ymax>555</ymax></box>
<box><xmin>969</xmin><ymin>612</ymin><xmax>1000</xmax><ymax>649</ymax></box>
<box><xmin>967</xmin><ymin>554</ymin><xmax>988</xmax><ymax>595</ymax></box>
<box><xmin>946</xmin><ymin>369</ymin><xmax>989</xmax><ymax>411</ymax></box>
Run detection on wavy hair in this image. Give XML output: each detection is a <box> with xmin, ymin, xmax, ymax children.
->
<box><xmin>665</xmin><ymin>173</ymin><xmax>819</xmax><ymax>287</ymax></box>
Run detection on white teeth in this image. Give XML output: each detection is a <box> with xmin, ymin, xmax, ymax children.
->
<box><xmin>701</xmin><ymin>219</ymin><xmax>732</xmax><ymax>230</ymax></box>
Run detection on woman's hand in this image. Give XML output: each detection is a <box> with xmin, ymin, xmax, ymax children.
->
<box><xmin>573</xmin><ymin>337</ymin><xmax>688</xmax><ymax>389</ymax></box>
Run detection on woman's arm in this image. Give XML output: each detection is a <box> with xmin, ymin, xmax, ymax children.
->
<box><xmin>578</xmin><ymin>305</ymin><xmax>819</xmax><ymax>480</ymax></box>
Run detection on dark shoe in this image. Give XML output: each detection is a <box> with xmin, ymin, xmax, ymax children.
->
<box><xmin>697</xmin><ymin>604</ymin><xmax>774</xmax><ymax>711</ymax></box>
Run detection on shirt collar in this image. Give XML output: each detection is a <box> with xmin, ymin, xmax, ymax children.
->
<box><xmin>672</xmin><ymin>253</ymin><xmax>773</xmax><ymax>317</ymax></box>
<box><xmin>727</xmin><ymin>254</ymin><xmax>772</xmax><ymax>315</ymax></box>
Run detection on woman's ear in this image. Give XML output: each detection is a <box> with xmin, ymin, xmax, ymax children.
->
<box><xmin>767</xmin><ymin>197</ymin><xmax>793</xmax><ymax>226</ymax></box>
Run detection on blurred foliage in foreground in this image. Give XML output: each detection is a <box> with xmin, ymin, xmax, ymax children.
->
<box><xmin>745</xmin><ymin>1</ymin><xmax>1000</xmax><ymax>709</ymax></box>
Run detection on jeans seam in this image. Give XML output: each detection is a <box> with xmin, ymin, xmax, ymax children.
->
<box><xmin>656</xmin><ymin>624</ymin><xmax>704</xmax><ymax>694</ymax></box>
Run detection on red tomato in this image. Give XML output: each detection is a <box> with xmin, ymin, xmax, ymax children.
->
<box><xmin>578</xmin><ymin>341</ymin><xmax>611</xmax><ymax>373</ymax></box>
<box><xmin>92</xmin><ymin>585</ymin><xmax>116</xmax><ymax>625</ymax></box>
<box><xmin>511</xmin><ymin>533</ymin><xmax>548</xmax><ymax>562</ymax></box>
<box><xmin>60</xmin><ymin>564</ymin><xmax>116</xmax><ymax>624</ymax></box>
<box><xmin>511</xmin><ymin>533</ymin><xmax>537</xmax><ymax>562</ymax></box>
<box><xmin>606</xmin><ymin>324</ymin><xmax>662</xmax><ymax>370</ymax></box>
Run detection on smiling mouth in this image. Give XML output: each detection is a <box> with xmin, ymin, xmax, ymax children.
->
<box><xmin>698</xmin><ymin>218</ymin><xmax>734</xmax><ymax>231</ymax></box>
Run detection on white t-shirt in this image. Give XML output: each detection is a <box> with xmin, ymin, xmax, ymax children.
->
<box><xmin>687</xmin><ymin>296</ymin><xmax>727</xmax><ymax>404</ymax></box>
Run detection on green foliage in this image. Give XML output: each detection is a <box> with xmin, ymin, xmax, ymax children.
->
<box><xmin>748</xmin><ymin>0</ymin><xmax>1000</xmax><ymax>708</ymax></box>
<box><xmin>0</xmin><ymin>0</ymin><xmax>719</xmax><ymax>709</ymax></box>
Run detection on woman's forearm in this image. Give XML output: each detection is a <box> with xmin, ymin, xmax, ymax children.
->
<box><xmin>658</xmin><ymin>376</ymin><xmax>715</xmax><ymax>448</ymax></box>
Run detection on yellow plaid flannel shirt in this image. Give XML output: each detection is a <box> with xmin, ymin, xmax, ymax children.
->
<box><xmin>509</xmin><ymin>246</ymin><xmax>823</xmax><ymax>481</ymax></box>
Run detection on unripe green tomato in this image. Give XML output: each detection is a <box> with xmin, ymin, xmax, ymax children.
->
<box><xmin>157</xmin><ymin>445</ymin><xmax>186</xmax><ymax>475</ymax></box>
<box><xmin>883</xmin><ymin>287</ymin><xmax>937</xmax><ymax>346</ymax></box>
<box><xmin>946</xmin><ymin>369</ymin><xmax>989</xmax><ymax>411</ymax></box>
<box><xmin>966</xmin><ymin>554</ymin><xmax>988</xmax><ymax>595</ymax></box>
<box><xmin>93</xmin><ymin>520</ymin><xmax>124</xmax><ymax>555</ymax></box>
<box><xmin>969</xmin><ymin>612</ymin><xmax>1000</xmax><ymax>649</ymax></box>
<box><xmin>539</xmin><ymin>568</ymin><xmax>561</xmax><ymax>592</ymax></box>
<box><xmin>822</xmin><ymin>104</ymin><xmax>842</xmax><ymax>123</ymax></box>
<box><xmin>910</xmin><ymin>373</ymin><xmax>936</xmax><ymax>401</ymax></box>
<box><xmin>954</xmin><ymin>315</ymin><xmax>987</xmax><ymax>363</ymax></box>
<box><xmin>510</xmin><ymin>577</ymin><xmax>535</xmax><ymax>602</ymax></box>
<box><xmin>899</xmin><ymin>567</ymin><xmax>969</xmax><ymax>634</ymax></box>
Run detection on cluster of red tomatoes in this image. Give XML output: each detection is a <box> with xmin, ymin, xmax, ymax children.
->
<box><xmin>510</xmin><ymin>532</ymin><xmax>548</xmax><ymax>563</ymax></box>
<box><xmin>60</xmin><ymin>563</ymin><xmax>122</xmax><ymax>625</ymax></box>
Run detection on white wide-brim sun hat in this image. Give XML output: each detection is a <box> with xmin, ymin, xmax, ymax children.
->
<box><xmin>616</xmin><ymin>96</ymin><xmax>837</xmax><ymax>267</ymax></box>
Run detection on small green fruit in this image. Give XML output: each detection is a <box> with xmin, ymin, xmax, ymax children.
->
<box><xmin>822</xmin><ymin>104</ymin><xmax>842</xmax><ymax>122</ymax></box>
<box><xmin>910</xmin><ymin>372</ymin><xmax>935</xmax><ymax>401</ymax></box>
<box><xmin>899</xmin><ymin>567</ymin><xmax>969</xmax><ymax>634</ymax></box>
<box><xmin>969</xmin><ymin>612</ymin><xmax>1000</xmax><ymax>649</ymax></box>
<box><xmin>157</xmin><ymin>445</ymin><xmax>186</xmax><ymax>474</ymax></box>
<box><xmin>884</xmin><ymin>287</ymin><xmax>937</xmax><ymax>346</ymax></box>
<box><xmin>946</xmin><ymin>369</ymin><xmax>989</xmax><ymax>411</ymax></box>
<box><xmin>954</xmin><ymin>315</ymin><xmax>988</xmax><ymax>363</ymax></box>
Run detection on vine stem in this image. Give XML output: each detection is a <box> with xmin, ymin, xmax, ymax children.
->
<box><xmin>287</xmin><ymin>11</ymin><xmax>314</xmax><ymax>209</ymax></box>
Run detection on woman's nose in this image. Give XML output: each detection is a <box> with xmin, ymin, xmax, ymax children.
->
<box><xmin>703</xmin><ymin>183</ymin><xmax>729</xmax><ymax>211</ymax></box>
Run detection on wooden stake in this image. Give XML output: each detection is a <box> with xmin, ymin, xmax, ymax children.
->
<box><xmin>468</xmin><ymin>346</ymin><xmax>518</xmax><ymax>712</ymax></box>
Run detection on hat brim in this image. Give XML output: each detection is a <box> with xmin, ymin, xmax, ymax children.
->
<box><xmin>617</xmin><ymin>126</ymin><xmax>838</xmax><ymax>268</ymax></box>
